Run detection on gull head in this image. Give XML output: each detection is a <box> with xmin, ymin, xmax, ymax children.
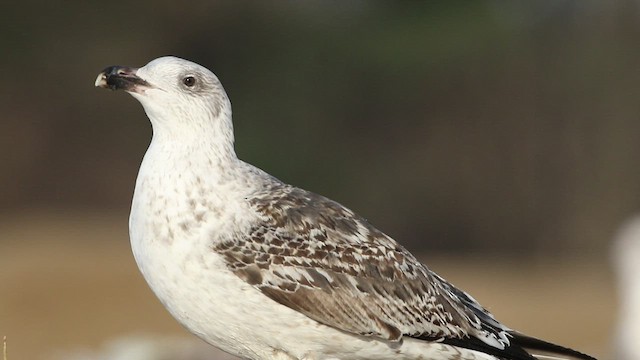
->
<box><xmin>95</xmin><ymin>56</ymin><xmax>233</xmax><ymax>142</ymax></box>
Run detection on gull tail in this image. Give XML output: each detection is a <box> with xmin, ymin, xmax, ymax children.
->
<box><xmin>509</xmin><ymin>333</ymin><xmax>597</xmax><ymax>360</ymax></box>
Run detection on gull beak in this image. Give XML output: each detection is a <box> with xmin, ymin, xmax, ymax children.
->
<box><xmin>95</xmin><ymin>65</ymin><xmax>150</xmax><ymax>92</ymax></box>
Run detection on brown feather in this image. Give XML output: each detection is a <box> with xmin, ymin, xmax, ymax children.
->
<box><xmin>214</xmin><ymin>183</ymin><xmax>498</xmax><ymax>343</ymax></box>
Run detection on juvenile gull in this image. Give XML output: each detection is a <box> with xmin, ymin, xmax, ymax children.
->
<box><xmin>95</xmin><ymin>56</ymin><xmax>596</xmax><ymax>360</ymax></box>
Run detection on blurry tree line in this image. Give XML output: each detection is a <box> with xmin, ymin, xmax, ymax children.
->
<box><xmin>1</xmin><ymin>1</ymin><xmax>639</xmax><ymax>256</ymax></box>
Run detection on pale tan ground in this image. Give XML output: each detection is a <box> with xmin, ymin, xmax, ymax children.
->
<box><xmin>0</xmin><ymin>211</ymin><xmax>614</xmax><ymax>359</ymax></box>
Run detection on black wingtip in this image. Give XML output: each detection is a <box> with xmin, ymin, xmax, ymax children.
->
<box><xmin>509</xmin><ymin>332</ymin><xmax>597</xmax><ymax>360</ymax></box>
<box><xmin>413</xmin><ymin>332</ymin><xmax>597</xmax><ymax>360</ymax></box>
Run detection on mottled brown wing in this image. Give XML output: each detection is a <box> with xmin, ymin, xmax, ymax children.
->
<box><xmin>214</xmin><ymin>184</ymin><xmax>508</xmax><ymax>345</ymax></box>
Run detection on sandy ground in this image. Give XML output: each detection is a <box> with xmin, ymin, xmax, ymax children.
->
<box><xmin>0</xmin><ymin>210</ymin><xmax>614</xmax><ymax>359</ymax></box>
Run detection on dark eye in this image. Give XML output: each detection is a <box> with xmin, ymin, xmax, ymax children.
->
<box><xmin>183</xmin><ymin>76</ymin><xmax>196</xmax><ymax>87</ymax></box>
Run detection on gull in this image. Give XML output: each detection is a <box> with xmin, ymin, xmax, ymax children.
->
<box><xmin>95</xmin><ymin>56</ymin><xmax>596</xmax><ymax>360</ymax></box>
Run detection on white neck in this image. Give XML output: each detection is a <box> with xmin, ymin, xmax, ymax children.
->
<box><xmin>133</xmin><ymin>89</ymin><xmax>237</xmax><ymax>162</ymax></box>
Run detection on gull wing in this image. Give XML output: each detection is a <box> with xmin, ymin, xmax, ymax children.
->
<box><xmin>212</xmin><ymin>184</ymin><xmax>531</xmax><ymax>355</ymax></box>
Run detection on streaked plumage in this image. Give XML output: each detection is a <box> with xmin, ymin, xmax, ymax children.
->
<box><xmin>95</xmin><ymin>56</ymin><xmax>596</xmax><ymax>360</ymax></box>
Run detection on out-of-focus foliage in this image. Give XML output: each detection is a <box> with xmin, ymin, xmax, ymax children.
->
<box><xmin>1</xmin><ymin>1</ymin><xmax>638</xmax><ymax>255</ymax></box>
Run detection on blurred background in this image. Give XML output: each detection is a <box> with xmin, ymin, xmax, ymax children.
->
<box><xmin>0</xmin><ymin>1</ymin><xmax>637</xmax><ymax>359</ymax></box>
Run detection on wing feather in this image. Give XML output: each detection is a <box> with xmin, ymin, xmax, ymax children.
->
<box><xmin>214</xmin><ymin>184</ymin><xmax>508</xmax><ymax>346</ymax></box>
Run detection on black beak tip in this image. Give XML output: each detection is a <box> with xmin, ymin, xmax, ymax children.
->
<box><xmin>95</xmin><ymin>65</ymin><xmax>147</xmax><ymax>91</ymax></box>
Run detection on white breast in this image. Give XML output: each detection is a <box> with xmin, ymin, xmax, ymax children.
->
<box><xmin>126</xmin><ymin>144</ymin><xmax>500</xmax><ymax>360</ymax></box>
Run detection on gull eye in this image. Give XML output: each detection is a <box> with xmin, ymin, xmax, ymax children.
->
<box><xmin>183</xmin><ymin>76</ymin><xmax>196</xmax><ymax>87</ymax></box>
